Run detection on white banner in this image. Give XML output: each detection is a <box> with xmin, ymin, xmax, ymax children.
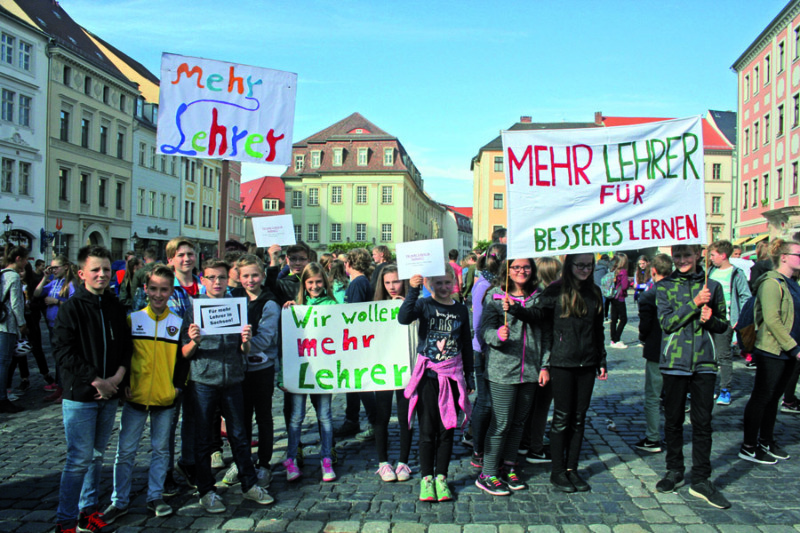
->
<box><xmin>252</xmin><ymin>214</ymin><xmax>296</xmax><ymax>247</ymax></box>
<box><xmin>281</xmin><ymin>301</ymin><xmax>413</xmax><ymax>393</ymax></box>
<box><xmin>157</xmin><ymin>53</ymin><xmax>297</xmax><ymax>165</ymax></box>
<box><xmin>395</xmin><ymin>239</ymin><xmax>445</xmax><ymax>280</ymax></box>
<box><xmin>193</xmin><ymin>297</ymin><xmax>248</xmax><ymax>336</ymax></box>
<box><xmin>502</xmin><ymin>116</ymin><xmax>707</xmax><ymax>259</ymax></box>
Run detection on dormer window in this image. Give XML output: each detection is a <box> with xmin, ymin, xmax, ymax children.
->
<box><xmin>311</xmin><ymin>150</ymin><xmax>321</xmax><ymax>168</ymax></box>
<box><xmin>294</xmin><ymin>154</ymin><xmax>305</xmax><ymax>171</ymax></box>
<box><xmin>357</xmin><ymin>147</ymin><xmax>368</xmax><ymax>166</ymax></box>
<box><xmin>333</xmin><ymin>148</ymin><xmax>343</xmax><ymax>166</ymax></box>
<box><xmin>384</xmin><ymin>148</ymin><xmax>394</xmax><ymax>166</ymax></box>
<box><xmin>262</xmin><ymin>198</ymin><xmax>279</xmax><ymax>211</ymax></box>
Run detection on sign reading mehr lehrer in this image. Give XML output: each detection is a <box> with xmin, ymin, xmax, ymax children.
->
<box><xmin>194</xmin><ymin>297</ymin><xmax>248</xmax><ymax>336</ymax></box>
<box><xmin>281</xmin><ymin>300</ymin><xmax>413</xmax><ymax>394</ymax></box>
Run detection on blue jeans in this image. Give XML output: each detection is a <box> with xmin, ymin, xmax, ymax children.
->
<box><xmin>112</xmin><ymin>403</ymin><xmax>174</xmax><ymax>507</ymax></box>
<box><xmin>289</xmin><ymin>393</ymin><xmax>333</xmax><ymax>460</ymax></box>
<box><xmin>57</xmin><ymin>399</ymin><xmax>118</xmax><ymax>524</ymax></box>
<box><xmin>191</xmin><ymin>381</ymin><xmax>256</xmax><ymax>496</ymax></box>
<box><xmin>0</xmin><ymin>332</ymin><xmax>17</xmax><ymax>401</ymax></box>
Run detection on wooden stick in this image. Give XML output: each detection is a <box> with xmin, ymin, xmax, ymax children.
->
<box><xmin>504</xmin><ymin>260</ymin><xmax>510</xmax><ymax>327</ymax></box>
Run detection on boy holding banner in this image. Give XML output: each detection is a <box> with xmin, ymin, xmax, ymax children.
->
<box><xmin>655</xmin><ymin>245</ymin><xmax>730</xmax><ymax>509</ymax></box>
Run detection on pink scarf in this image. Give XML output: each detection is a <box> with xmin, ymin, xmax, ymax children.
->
<box><xmin>404</xmin><ymin>354</ymin><xmax>472</xmax><ymax>430</ymax></box>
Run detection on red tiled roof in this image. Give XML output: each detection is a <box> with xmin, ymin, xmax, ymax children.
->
<box><xmin>448</xmin><ymin>206</ymin><xmax>473</xmax><ymax>219</ymax></box>
<box><xmin>602</xmin><ymin>116</ymin><xmax>733</xmax><ymax>151</ymax></box>
<box><xmin>240</xmin><ymin>176</ymin><xmax>285</xmax><ymax>217</ymax></box>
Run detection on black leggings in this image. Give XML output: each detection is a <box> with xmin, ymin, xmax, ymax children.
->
<box><xmin>549</xmin><ymin>366</ymin><xmax>596</xmax><ymax>475</ymax></box>
<box><xmin>744</xmin><ymin>354</ymin><xmax>795</xmax><ymax>446</ymax></box>
<box><xmin>374</xmin><ymin>389</ymin><xmax>412</xmax><ymax>464</ymax></box>
<box><xmin>416</xmin><ymin>375</ymin><xmax>459</xmax><ymax>477</ymax></box>
<box><xmin>609</xmin><ymin>299</ymin><xmax>627</xmax><ymax>343</ymax></box>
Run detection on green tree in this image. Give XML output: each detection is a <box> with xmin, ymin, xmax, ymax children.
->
<box><xmin>473</xmin><ymin>240</ymin><xmax>491</xmax><ymax>253</ymax></box>
<box><xmin>327</xmin><ymin>242</ymin><xmax>373</xmax><ymax>255</ymax></box>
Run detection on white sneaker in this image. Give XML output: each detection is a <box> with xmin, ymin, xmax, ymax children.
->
<box><xmin>211</xmin><ymin>451</ymin><xmax>225</xmax><ymax>469</ymax></box>
<box><xmin>321</xmin><ymin>458</ymin><xmax>336</xmax><ymax>482</ymax></box>
<box><xmin>243</xmin><ymin>484</ymin><xmax>274</xmax><ymax>505</ymax></box>
<box><xmin>376</xmin><ymin>462</ymin><xmax>397</xmax><ymax>482</ymax></box>
<box><xmin>222</xmin><ymin>463</ymin><xmax>239</xmax><ymax>485</ymax></box>
<box><xmin>283</xmin><ymin>457</ymin><xmax>301</xmax><ymax>482</ymax></box>
<box><xmin>6</xmin><ymin>390</ymin><xmax>18</xmax><ymax>402</ymax></box>
<box><xmin>395</xmin><ymin>462</ymin><xmax>412</xmax><ymax>482</ymax></box>
<box><xmin>610</xmin><ymin>341</ymin><xmax>626</xmax><ymax>349</ymax></box>
<box><xmin>199</xmin><ymin>491</ymin><xmax>226</xmax><ymax>513</ymax></box>
<box><xmin>257</xmin><ymin>466</ymin><xmax>272</xmax><ymax>487</ymax></box>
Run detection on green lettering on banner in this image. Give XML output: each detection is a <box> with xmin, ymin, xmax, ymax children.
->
<box><xmin>617</xmin><ymin>142</ymin><xmax>634</xmax><ymax>181</ymax></box>
<box><xmin>298</xmin><ymin>362</ymin><xmax>314</xmax><ymax>389</ymax></box>
<box><xmin>665</xmin><ymin>136</ymin><xmax>681</xmax><ymax>178</ymax></box>
<box><xmin>394</xmin><ymin>364</ymin><xmax>409</xmax><ymax>387</ymax></box>
<box><xmin>342</xmin><ymin>311</ymin><xmax>357</xmax><ymax>324</ymax></box>
<box><xmin>371</xmin><ymin>364</ymin><xmax>386</xmax><ymax>385</ymax></box>
<box><xmin>603</xmin><ymin>145</ymin><xmax>621</xmax><ymax>182</ymax></box>
<box><xmin>191</xmin><ymin>131</ymin><xmax>207</xmax><ymax>152</ymax></box>
<box><xmin>337</xmin><ymin>360</ymin><xmax>350</xmax><ymax>388</ymax></box>
<box><xmin>317</xmin><ymin>369</ymin><xmax>333</xmax><ymax>390</ymax></box>
<box><xmin>649</xmin><ymin>139</ymin><xmax>666</xmax><ymax>179</ymax></box>
<box><xmin>291</xmin><ymin>306</ymin><xmax>314</xmax><ymax>328</ymax></box>
<box><xmin>682</xmin><ymin>133</ymin><xmax>700</xmax><ymax>179</ymax></box>
<box><xmin>354</xmin><ymin>367</ymin><xmax>368</xmax><ymax>389</ymax></box>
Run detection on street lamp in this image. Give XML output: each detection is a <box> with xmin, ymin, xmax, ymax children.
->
<box><xmin>2</xmin><ymin>215</ymin><xmax>13</xmax><ymax>245</ymax></box>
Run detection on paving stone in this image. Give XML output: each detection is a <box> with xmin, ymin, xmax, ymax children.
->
<box><xmin>588</xmin><ymin>526</ymin><xmax>612</xmax><ymax>533</ymax></box>
<box><xmin>222</xmin><ymin>518</ymin><xmax>256</xmax><ymax>530</ymax></box>
<box><xmin>287</xmin><ymin>521</ymin><xmax>325</xmax><ymax>533</ymax></box>
<box><xmin>392</xmin><ymin>524</ymin><xmax>427</xmax><ymax>533</ymax></box>
<box><xmin>464</xmin><ymin>526</ymin><xmax>497</xmax><ymax>533</ymax></box>
<box><xmin>191</xmin><ymin>517</ymin><xmax>226</xmax><ymax>530</ymax></box>
<box><xmin>526</xmin><ymin>528</ymin><xmax>559</xmax><ymax>533</ymax></box>
<box><xmin>429</xmin><ymin>525</ymin><xmax>462</xmax><ymax>533</ymax></box>
<box><xmin>499</xmin><ymin>526</ymin><xmax>525</xmax><ymax>533</ymax></box>
<box><xmin>323</xmin><ymin>521</ymin><xmax>361</xmax><ymax>533</ymax></box>
<box><xmin>360</xmin><ymin>522</ymin><xmax>392</xmax><ymax>533</ymax></box>
<box><xmin>613</xmin><ymin>526</ymin><xmax>650</xmax><ymax>533</ymax></box>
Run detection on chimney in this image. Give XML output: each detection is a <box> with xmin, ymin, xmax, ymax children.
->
<box><xmin>520</xmin><ymin>116</ymin><xmax>532</xmax><ymax>123</ymax></box>
<box><xmin>595</xmin><ymin>111</ymin><xmax>603</xmax><ymax>126</ymax></box>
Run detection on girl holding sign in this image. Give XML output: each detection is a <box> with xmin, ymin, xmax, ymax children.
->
<box><xmin>505</xmin><ymin>253</ymin><xmax>607</xmax><ymax>493</ymax></box>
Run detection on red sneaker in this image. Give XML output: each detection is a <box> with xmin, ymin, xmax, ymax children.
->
<box><xmin>45</xmin><ymin>386</ymin><xmax>63</xmax><ymax>402</ymax></box>
<box><xmin>78</xmin><ymin>510</ymin><xmax>112</xmax><ymax>533</ymax></box>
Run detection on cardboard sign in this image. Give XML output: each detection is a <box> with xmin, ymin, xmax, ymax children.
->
<box><xmin>502</xmin><ymin>116</ymin><xmax>707</xmax><ymax>259</ymax></box>
<box><xmin>281</xmin><ymin>301</ymin><xmax>413</xmax><ymax>393</ymax></box>
<box><xmin>252</xmin><ymin>215</ymin><xmax>296</xmax><ymax>247</ymax></box>
<box><xmin>193</xmin><ymin>297</ymin><xmax>248</xmax><ymax>336</ymax></box>
<box><xmin>395</xmin><ymin>239</ymin><xmax>446</xmax><ymax>280</ymax></box>
<box><xmin>157</xmin><ymin>53</ymin><xmax>297</xmax><ymax>165</ymax></box>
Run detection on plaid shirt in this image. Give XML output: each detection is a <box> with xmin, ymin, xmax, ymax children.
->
<box><xmin>168</xmin><ymin>275</ymin><xmax>202</xmax><ymax>318</ymax></box>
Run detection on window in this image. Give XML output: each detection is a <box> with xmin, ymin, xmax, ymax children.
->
<box><xmin>99</xmin><ymin>126</ymin><xmax>108</xmax><ymax>154</ymax></box>
<box><xmin>494</xmin><ymin>193</ymin><xmax>504</xmax><ymax>209</ymax></box>
<box><xmin>795</xmin><ymin>162</ymin><xmax>799</xmax><ymax>196</ymax></box>
<box><xmin>60</xmin><ymin>110</ymin><xmax>69</xmax><ymax>141</ymax></box>
<box><xmin>779</xmin><ymin>105</ymin><xmax>785</xmax><ymax>136</ymax></box>
<box><xmin>356</xmin><ymin>185</ymin><xmax>367</xmax><ymax>204</ymax></box>
<box><xmin>307</xmin><ymin>223</ymin><xmax>319</xmax><ymax>242</ymax></box>
<box><xmin>137</xmin><ymin>188</ymin><xmax>145</xmax><ymax>214</ymax></box>
<box><xmin>744</xmin><ymin>183</ymin><xmax>749</xmax><ymax>209</ymax></box>
<box><xmin>98</xmin><ymin>178</ymin><xmax>107</xmax><ymax>207</ymax></box>
<box><xmin>81</xmin><ymin>118</ymin><xmax>90</xmax><ymax>148</ymax></box>
<box><xmin>357</xmin><ymin>147</ymin><xmax>368</xmax><ymax>166</ymax></box>
<box><xmin>170</xmin><ymin>158</ymin><xmax>176</xmax><ymax>176</ymax></box>
<box><xmin>333</xmin><ymin>148</ymin><xmax>343</xmax><ymax>166</ymax></box>
<box><xmin>294</xmin><ymin>154</ymin><xmax>304</xmax><ymax>171</ymax></box>
<box><xmin>765</xmin><ymin>55</ymin><xmax>771</xmax><ymax>85</ymax></box>
<box><xmin>84</xmin><ymin>76</ymin><xmax>92</xmax><ymax>96</ymax></box>
<box><xmin>764</xmin><ymin>173</ymin><xmax>769</xmax><ymax>201</ymax></box>
<box><xmin>116</xmin><ymin>182</ymin><xmax>124</xmax><ymax>210</ymax></box>
<box><xmin>752</xmin><ymin>178</ymin><xmax>758</xmax><ymax>206</ymax></box>
<box><xmin>331</xmin><ymin>223</ymin><xmax>342</xmax><ymax>241</ymax></box>
<box><xmin>18</xmin><ymin>95</ymin><xmax>30</xmax><ymax>126</ymax></box>
<box><xmin>17</xmin><ymin>40</ymin><xmax>30</xmax><ymax>70</ymax></box>
<box><xmin>102</xmin><ymin>86</ymin><xmax>109</xmax><ymax>105</ymax></box>
<box><xmin>294</xmin><ymin>225</ymin><xmax>302</xmax><ymax>242</ymax></box>
<box><xmin>1</xmin><ymin>33</ymin><xmax>13</xmax><ymax>64</ymax></box>
<box><xmin>754</xmin><ymin>66</ymin><xmax>759</xmax><ymax>93</ymax></box>
<box><xmin>116</xmin><ymin>132</ymin><xmax>124</xmax><ymax>159</ymax></box>
<box><xmin>262</xmin><ymin>198</ymin><xmax>279</xmax><ymax>211</ymax></box>
<box><xmin>1</xmin><ymin>158</ymin><xmax>12</xmax><ymax>193</ymax></box>
<box><xmin>384</xmin><ymin>147</ymin><xmax>394</xmax><ymax>166</ymax></box>
<box><xmin>745</xmin><ymin>75</ymin><xmax>750</xmax><ymax>99</ymax></box>
<box><xmin>149</xmin><ymin>191</ymin><xmax>157</xmax><ymax>215</ymax></box>
<box><xmin>150</xmin><ymin>146</ymin><xmax>156</xmax><ymax>169</ymax></box>
<box><xmin>308</xmin><ymin>187</ymin><xmax>319</xmax><ymax>206</ymax></box>
<box><xmin>292</xmin><ymin>190</ymin><xmax>302</xmax><ymax>208</ymax></box>
<box><xmin>59</xmin><ymin>168</ymin><xmax>69</xmax><ymax>201</ymax></box>
<box><xmin>796</xmin><ymin>26</ymin><xmax>800</xmax><ymax>59</ymax></box>
<box><xmin>795</xmin><ymin>94</ymin><xmax>800</xmax><ymax>127</ymax></box>
<box><xmin>494</xmin><ymin>156</ymin><xmax>503</xmax><ymax>172</ymax></box>
<box><xmin>764</xmin><ymin>114</ymin><xmax>771</xmax><ymax>144</ymax></box>
<box><xmin>754</xmin><ymin>121</ymin><xmax>759</xmax><ymax>150</ymax></box>
<box><xmin>157</xmin><ymin>193</ymin><xmax>165</xmax><ymax>218</ymax></box>
<box><xmin>80</xmin><ymin>173</ymin><xmax>89</xmax><ymax>204</ymax></box>
<box><xmin>311</xmin><ymin>150</ymin><xmax>321</xmax><ymax>168</ymax></box>
<box><xmin>381</xmin><ymin>223</ymin><xmax>392</xmax><ymax>242</ymax></box>
<box><xmin>356</xmin><ymin>223</ymin><xmax>366</xmax><ymax>242</ymax></box>
<box><xmin>331</xmin><ymin>185</ymin><xmax>342</xmax><ymax>204</ymax></box>
<box><xmin>780</xmin><ymin>41</ymin><xmax>786</xmax><ymax>72</ymax></box>
<box><xmin>712</xmin><ymin>164</ymin><xmax>721</xmax><ymax>180</ymax></box>
<box><xmin>1</xmin><ymin>89</ymin><xmax>14</xmax><ymax>122</ymax></box>
<box><xmin>184</xmin><ymin>201</ymin><xmax>191</xmax><ymax>225</ymax></box>
<box><xmin>119</xmin><ymin>94</ymin><xmax>126</xmax><ymax>113</ymax></box>
<box><xmin>778</xmin><ymin>168</ymin><xmax>784</xmax><ymax>199</ymax></box>
<box><xmin>711</xmin><ymin>196</ymin><xmax>721</xmax><ymax>214</ymax></box>
<box><xmin>63</xmin><ymin>65</ymin><xmax>71</xmax><ymax>86</ymax></box>
<box><xmin>18</xmin><ymin>161</ymin><xmax>29</xmax><ymax>195</ymax></box>
<box><xmin>139</xmin><ymin>142</ymin><xmax>146</xmax><ymax>166</ymax></box>
<box><xmin>170</xmin><ymin>196</ymin><xmax>176</xmax><ymax>219</ymax></box>
<box><xmin>381</xmin><ymin>186</ymin><xmax>392</xmax><ymax>204</ymax></box>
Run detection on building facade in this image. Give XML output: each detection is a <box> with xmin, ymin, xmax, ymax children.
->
<box><xmin>282</xmin><ymin>112</ymin><xmax>445</xmax><ymax>252</ymax></box>
<box><xmin>441</xmin><ymin>205</ymin><xmax>473</xmax><ymax>262</ymax></box>
<box><xmin>240</xmin><ymin>175</ymin><xmax>285</xmax><ymax>243</ymax></box>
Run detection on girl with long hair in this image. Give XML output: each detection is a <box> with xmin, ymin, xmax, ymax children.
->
<box><xmin>608</xmin><ymin>253</ymin><xmax>630</xmax><ymax>349</ymax></box>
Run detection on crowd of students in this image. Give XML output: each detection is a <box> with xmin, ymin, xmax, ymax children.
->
<box><xmin>3</xmin><ymin>232</ymin><xmax>800</xmax><ymax>531</ymax></box>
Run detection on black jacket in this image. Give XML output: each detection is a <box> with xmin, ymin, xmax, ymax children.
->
<box><xmin>266</xmin><ymin>266</ymin><xmax>300</xmax><ymax>307</ymax></box>
<box><xmin>637</xmin><ymin>285</ymin><xmax>661</xmax><ymax>363</ymax></box>
<box><xmin>53</xmin><ymin>285</ymin><xmax>132</xmax><ymax>402</ymax></box>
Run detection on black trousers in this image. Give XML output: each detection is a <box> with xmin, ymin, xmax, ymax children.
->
<box><xmin>549</xmin><ymin>366</ymin><xmax>596</xmax><ymax>475</ymax></box>
<box><xmin>344</xmin><ymin>391</ymin><xmax>377</xmax><ymax>426</ymax></box>
<box><xmin>243</xmin><ymin>366</ymin><xmax>275</xmax><ymax>467</ymax></box>
<box><xmin>609</xmin><ymin>299</ymin><xmax>627</xmax><ymax>343</ymax></box>
<box><xmin>416</xmin><ymin>375</ymin><xmax>459</xmax><ymax>477</ymax></box>
<box><xmin>744</xmin><ymin>355</ymin><xmax>794</xmax><ymax>446</ymax></box>
<box><xmin>374</xmin><ymin>389</ymin><xmax>411</xmax><ymax>464</ymax></box>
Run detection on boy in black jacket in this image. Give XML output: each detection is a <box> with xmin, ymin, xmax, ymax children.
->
<box><xmin>635</xmin><ymin>253</ymin><xmax>673</xmax><ymax>453</ymax></box>
<box><xmin>53</xmin><ymin>246</ymin><xmax>132</xmax><ymax>533</ymax></box>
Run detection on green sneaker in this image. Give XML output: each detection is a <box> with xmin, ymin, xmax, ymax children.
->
<box><xmin>419</xmin><ymin>475</ymin><xmax>436</xmax><ymax>501</ymax></box>
<box><xmin>435</xmin><ymin>474</ymin><xmax>453</xmax><ymax>501</ymax></box>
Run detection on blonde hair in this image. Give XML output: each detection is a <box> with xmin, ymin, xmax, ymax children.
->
<box><xmin>535</xmin><ymin>256</ymin><xmax>562</xmax><ymax>288</ymax></box>
<box><xmin>769</xmin><ymin>238</ymin><xmax>799</xmax><ymax>266</ymax></box>
<box><xmin>297</xmin><ymin>262</ymin><xmax>333</xmax><ymax>304</ymax></box>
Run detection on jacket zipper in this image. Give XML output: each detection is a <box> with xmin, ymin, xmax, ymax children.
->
<box><xmin>147</xmin><ymin>312</ymin><xmax>160</xmax><ymax>410</ymax></box>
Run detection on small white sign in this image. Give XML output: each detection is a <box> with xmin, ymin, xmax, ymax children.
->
<box><xmin>193</xmin><ymin>297</ymin><xmax>248</xmax><ymax>336</ymax></box>
<box><xmin>252</xmin><ymin>215</ymin><xmax>296</xmax><ymax>247</ymax></box>
<box><xmin>395</xmin><ymin>239</ymin><xmax>445</xmax><ymax>280</ymax></box>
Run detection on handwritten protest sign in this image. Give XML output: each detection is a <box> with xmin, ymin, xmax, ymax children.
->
<box><xmin>396</xmin><ymin>239</ymin><xmax>445</xmax><ymax>280</ymax></box>
<box><xmin>252</xmin><ymin>215</ymin><xmax>296</xmax><ymax>247</ymax></box>
<box><xmin>157</xmin><ymin>53</ymin><xmax>297</xmax><ymax>165</ymax></box>
<box><xmin>281</xmin><ymin>301</ymin><xmax>413</xmax><ymax>394</ymax></box>
<box><xmin>502</xmin><ymin>116</ymin><xmax>706</xmax><ymax>259</ymax></box>
<box><xmin>193</xmin><ymin>297</ymin><xmax>248</xmax><ymax>336</ymax></box>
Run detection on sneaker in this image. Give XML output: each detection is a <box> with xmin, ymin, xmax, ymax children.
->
<box><xmin>56</xmin><ymin>523</ymin><xmax>77</xmax><ymax>533</ymax></box>
<box><xmin>610</xmin><ymin>341</ymin><xmax>626</xmax><ymax>349</ymax></box>
<box><xmin>355</xmin><ymin>425</ymin><xmax>375</xmax><ymax>441</ymax></box>
<box><xmin>517</xmin><ymin>447</ymin><xmax>528</xmax><ymax>455</ymax></box>
<box><xmin>550</xmin><ymin>471</ymin><xmax>576</xmax><ymax>493</ymax></box>
<box><xmin>746</xmin><ymin>360</ymin><xmax>757</xmax><ymax>369</ymax></box>
<box><xmin>44</xmin><ymin>386</ymin><xmax>63</xmax><ymax>402</ymax></box>
<box><xmin>99</xmin><ymin>504</ymin><xmax>127</xmax><ymax>525</ymax></box>
<box><xmin>716</xmin><ymin>389</ymin><xmax>731</xmax><ymax>406</ymax></box>
<box><xmin>419</xmin><ymin>475</ymin><xmax>436</xmax><ymax>501</ymax></box>
<box><xmin>525</xmin><ymin>449</ymin><xmax>552</xmax><ymax>463</ymax></box>
<box><xmin>475</xmin><ymin>474</ymin><xmax>511</xmax><ymax>496</ymax></box>
<box><xmin>634</xmin><ymin>438</ymin><xmax>662</xmax><ymax>453</ymax></box>
<box><xmin>566</xmin><ymin>470</ymin><xmax>590</xmax><ymax>492</ymax></box>
<box><xmin>77</xmin><ymin>510</ymin><xmax>111</xmax><ymax>533</ymax></box>
<box><xmin>738</xmin><ymin>444</ymin><xmax>777</xmax><ymax>464</ymax></box>
<box><xmin>44</xmin><ymin>373</ymin><xmax>56</xmax><ymax>385</ymax></box>
<box><xmin>656</xmin><ymin>470</ymin><xmax>685</xmax><ymax>493</ymax></box>
<box><xmin>210</xmin><ymin>451</ymin><xmax>225</xmax><ymax>469</ymax></box>
<box><xmin>781</xmin><ymin>401</ymin><xmax>800</xmax><ymax>413</ymax></box>
<box><xmin>395</xmin><ymin>462</ymin><xmax>412</xmax><ymax>482</ymax></box>
<box><xmin>461</xmin><ymin>432</ymin><xmax>474</xmax><ymax>448</ymax></box>
<box><xmin>376</xmin><ymin>462</ymin><xmax>397</xmax><ymax>482</ymax></box>
<box><xmin>0</xmin><ymin>399</ymin><xmax>22</xmax><ymax>414</ymax></box>
<box><xmin>146</xmin><ymin>499</ymin><xmax>173</xmax><ymax>517</ymax></box>
<box><xmin>199</xmin><ymin>491</ymin><xmax>226</xmax><ymax>513</ymax></box>
<box><xmin>435</xmin><ymin>474</ymin><xmax>453</xmax><ymax>501</ymax></box>
<box><xmin>501</xmin><ymin>467</ymin><xmax>526</xmax><ymax>491</ymax></box>
<box><xmin>175</xmin><ymin>462</ymin><xmax>197</xmax><ymax>488</ymax></box>
<box><xmin>223</xmin><ymin>463</ymin><xmax>239</xmax><ymax>485</ymax></box>
<box><xmin>257</xmin><ymin>466</ymin><xmax>272</xmax><ymax>487</ymax></box>
<box><xmin>284</xmin><ymin>457</ymin><xmax>301</xmax><ymax>482</ymax></box>
<box><xmin>243</xmin><ymin>484</ymin><xmax>274</xmax><ymax>505</ymax></box>
<box><xmin>6</xmin><ymin>390</ymin><xmax>18</xmax><ymax>402</ymax></box>
<box><xmin>689</xmin><ymin>479</ymin><xmax>731</xmax><ymax>509</ymax></box>
<box><xmin>162</xmin><ymin>473</ymin><xmax>179</xmax><ymax>497</ymax></box>
<box><xmin>321</xmin><ymin>458</ymin><xmax>336</xmax><ymax>482</ymax></box>
<box><xmin>470</xmin><ymin>452</ymin><xmax>484</xmax><ymax>468</ymax></box>
<box><xmin>333</xmin><ymin>419</ymin><xmax>360</xmax><ymax>438</ymax></box>
<box><xmin>759</xmin><ymin>441</ymin><xmax>790</xmax><ymax>460</ymax></box>
<box><xmin>44</xmin><ymin>382</ymin><xmax>59</xmax><ymax>391</ymax></box>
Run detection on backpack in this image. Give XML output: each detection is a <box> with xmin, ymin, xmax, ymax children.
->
<box><xmin>735</xmin><ymin>277</ymin><xmax>783</xmax><ymax>353</ymax></box>
<box><xmin>600</xmin><ymin>271</ymin><xmax>618</xmax><ymax>299</ymax></box>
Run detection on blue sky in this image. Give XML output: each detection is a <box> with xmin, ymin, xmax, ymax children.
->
<box><xmin>63</xmin><ymin>0</ymin><xmax>787</xmax><ymax>206</ymax></box>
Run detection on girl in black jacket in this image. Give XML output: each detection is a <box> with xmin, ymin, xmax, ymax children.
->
<box><xmin>506</xmin><ymin>253</ymin><xmax>607</xmax><ymax>493</ymax></box>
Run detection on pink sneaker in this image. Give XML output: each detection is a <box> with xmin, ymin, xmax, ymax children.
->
<box><xmin>376</xmin><ymin>462</ymin><xmax>397</xmax><ymax>482</ymax></box>
<box><xmin>321</xmin><ymin>458</ymin><xmax>336</xmax><ymax>482</ymax></box>
<box><xmin>395</xmin><ymin>462</ymin><xmax>412</xmax><ymax>482</ymax></box>
<box><xmin>43</xmin><ymin>383</ymin><xmax>58</xmax><ymax>392</ymax></box>
<box><xmin>283</xmin><ymin>458</ymin><xmax>301</xmax><ymax>482</ymax></box>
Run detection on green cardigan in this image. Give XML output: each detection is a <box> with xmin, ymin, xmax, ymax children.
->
<box><xmin>754</xmin><ymin>271</ymin><xmax>797</xmax><ymax>356</ymax></box>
